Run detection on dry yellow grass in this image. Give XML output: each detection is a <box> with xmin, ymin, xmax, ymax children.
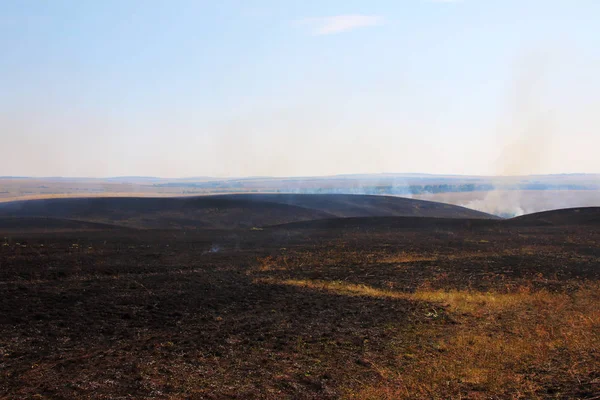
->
<box><xmin>256</xmin><ymin>278</ymin><xmax>600</xmax><ymax>399</ymax></box>
<box><xmin>377</xmin><ymin>252</ymin><xmax>439</xmax><ymax>264</ymax></box>
<box><xmin>253</xmin><ymin>256</ymin><xmax>289</xmax><ymax>272</ymax></box>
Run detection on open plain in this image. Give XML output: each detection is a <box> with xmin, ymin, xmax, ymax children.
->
<box><xmin>0</xmin><ymin>195</ymin><xmax>598</xmax><ymax>399</ymax></box>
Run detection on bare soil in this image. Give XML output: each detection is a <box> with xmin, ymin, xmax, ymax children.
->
<box><xmin>0</xmin><ymin>204</ymin><xmax>598</xmax><ymax>399</ymax></box>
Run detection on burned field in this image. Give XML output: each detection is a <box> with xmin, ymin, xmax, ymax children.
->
<box><xmin>0</xmin><ymin>197</ymin><xmax>599</xmax><ymax>399</ymax></box>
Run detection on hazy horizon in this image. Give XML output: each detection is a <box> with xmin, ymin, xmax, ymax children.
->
<box><xmin>3</xmin><ymin>172</ymin><xmax>600</xmax><ymax>181</ymax></box>
<box><xmin>2</xmin><ymin>1</ymin><xmax>600</xmax><ymax>177</ymax></box>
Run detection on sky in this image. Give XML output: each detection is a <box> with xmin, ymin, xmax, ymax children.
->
<box><xmin>1</xmin><ymin>0</ymin><xmax>599</xmax><ymax>178</ymax></box>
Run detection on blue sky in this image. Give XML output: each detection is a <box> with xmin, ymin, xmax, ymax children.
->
<box><xmin>1</xmin><ymin>0</ymin><xmax>599</xmax><ymax>177</ymax></box>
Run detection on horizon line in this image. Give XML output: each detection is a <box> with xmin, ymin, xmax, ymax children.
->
<box><xmin>1</xmin><ymin>172</ymin><xmax>599</xmax><ymax>181</ymax></box>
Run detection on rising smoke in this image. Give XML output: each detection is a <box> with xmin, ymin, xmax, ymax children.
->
<box><xmin>462</xmin><ymin>52</ymin><xmax>600</xmax><ymax>217</ymax></box>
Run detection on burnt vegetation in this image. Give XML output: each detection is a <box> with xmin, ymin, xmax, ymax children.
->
<box><xmin>0</xmin><ymin>195</ymin><xmax>598</xmax><ymax>399</ymax></box>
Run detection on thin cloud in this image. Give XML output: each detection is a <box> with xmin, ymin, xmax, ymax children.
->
<box><xmin>300</xmin><ymin>15</ymin><xmax>384</xmax><ymax>36</ymax></box>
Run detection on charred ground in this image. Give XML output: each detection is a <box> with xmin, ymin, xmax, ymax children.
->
<box><xmin>0</xmin><ymin>197</ymin><xmax>598</xmax><ymax>399</ymax></box>
<box><xmin>0</xmin><ymin>194</ymin><xmax>497</xmax><ymax>230</ymax></box>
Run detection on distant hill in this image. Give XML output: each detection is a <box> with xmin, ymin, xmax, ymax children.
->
<box><xmin>0</xmin><ymin>217</ymin><xmax>126</xmax><ymax>233</ymax></box>
<box><xmin>265</xmin><ymin>206</ymin><xmax>600</xmax><ymax>230</ymax></box>
<box><xmin>272</xmin><ymin>216</ymin><xmax>498</xmax><ymax>231</ymax></box>
<box><xmin>506</xmin><ymin>207</ymin><xmax>600</xmax><ymax>227</ymax></box>
<box><xmin>0</xmin><ymin>194</ymin><xmax>497</xmax><ymax>230</ymax></box>
<box><xmin>208</xmin><ymin>194</ymin><xmax>497</xmax><ymax>219</ymax></box>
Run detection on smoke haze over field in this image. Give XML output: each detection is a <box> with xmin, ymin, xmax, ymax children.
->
<box><xmin>463</xmin><ymin>56</ymin><xmax>557</xmax><ymax>217</ymax></box>
<box><xmin>1</xmin><ymin>174</ymin><xmax>599</xmax><ymax>218</ymax></box>
<box><xmin>1</xmin><ymin>1</ymin><xmax>600</xmax><ymax>180</ymax></box>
